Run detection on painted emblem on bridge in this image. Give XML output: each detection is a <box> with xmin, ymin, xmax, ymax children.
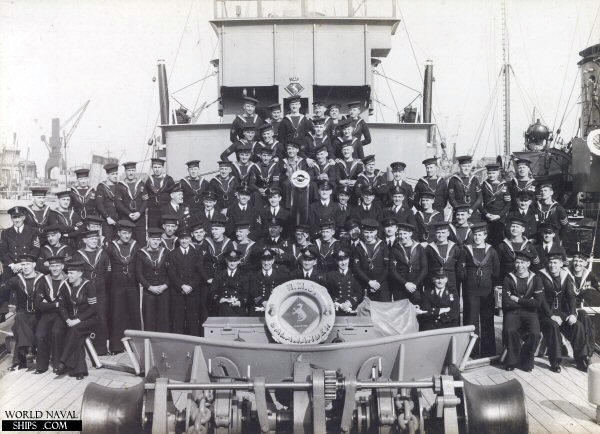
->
<box><xmin>266</xmin><ymin>279</ymin><xmax>335</xmax><ymax>344</ymax></box>
<box><xmin>284</xmin><ymin>82</ymin><xmax>304</xmax><ymax>96</ymax></box>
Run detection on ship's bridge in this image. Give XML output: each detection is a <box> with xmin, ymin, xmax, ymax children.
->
<box><xmin>161</xmin><ymin>0</ymin><xmax>437</xmax><ymax>180</ymax></box>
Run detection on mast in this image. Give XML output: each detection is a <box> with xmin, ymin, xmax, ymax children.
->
<box><xmin>501</xmin><ymin>0</ymin><xmax>511</xmax><ymax>156</ymax></box>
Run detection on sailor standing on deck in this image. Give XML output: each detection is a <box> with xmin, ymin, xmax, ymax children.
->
<box><xmin>508</xmin><ymin>158</ymin><xmax>536</xmax><ymax>208</ymax></box>
<box><xmin>48</xmin><ymin>191</ymin><xmax>84</xmax><ymax>245</ymax></box>
<box><xmin>136</xmin><ymin>228</ymin><xmax>170</xmax><ymax>332</ymax></box>
<box><xmin>181</xmin><ymin>160</ymin><xmax>210</xmax><ymax>215</ymax></box>
<box><xmin>209</xmin><ymin>160</ymin><xmax>239</xmax><ymax>212</ymax></box>
<box><xmin>116</xmin><ymin>161</ymin><xmax>148</xmax><ymax>243</ymax></box>
<box><xmin>54</xmin><ymin>260</ymin><xmax>98</xmax><ymax>380</ymax></box>
<box><xmin>501</xmin><ymin>250</ymin><xmax>543</xmax><ymax>372</ymax></box>
<box><xmin>414</xmin><ymin>157</ymin><xmax>448</xmax><ymax>213</ymax></box>
<box><xmin>36</xmin><ymin>224</ymin><xmax>73</xmax><ymax>274</ymax></box>
<box><xmin>479</xmin><ymin>163</ymin><xmax>511</xmax><ymax>245</ymax></box>
<box><xmin>536</xmin><ymin>182</ymin><xmax>569</xmax><ymax>241</ymax></box>
<box><xmin>352</xmin><ymin>219</ymin><xmax>390</xmax><ymax>301</ymax></box>
<box><xmin>168</xmin><ymin>227</ymin><xmax>205</xmax><ymax>335</ymax></box>
<box><xmin>414</xmin><ymin>192</ymin><xmax>444</xmax><ymax>243</ymax></box>
<box><xmin>33</xmin><ymin>255</ymin><xmax>67</xmax><ymax>373</ymax></box>
<box><xmin>106</xmin><ymin>220</ymin><xmax>141</xmax><ymax>353</ymax></box>
<box><xmin>458</xmin><ymin>222</ymin><xmax>499</xmax><ymax>357</ymax></box>
<box><xmin>447</xmin><ymin>156</ymin><xmax>482</xmax><ymax>222</ymax></box>
<box><xmin>417</xmin><ymin>269</ymin><xmax>460</xmax><ymax>330</ymax></box>
<box><xmin>70</xmin><ymin>168</ymin><xmax>96</xmax><ymax>221</ymax></box>
<box><xmin>73</xmin><ymin>230</ymin><xmax>110</xmax><ymax>355</ymax></box>
<box><xmin>426</xmin><ymin>222</ymin><xmax>461</xmax><ymax>292</ymax></box>
<box><xmin>247</xmin><ymin>248</ymin><xmax>287</xmax><ymax>315</ymax></box>
<box><xmin>278</xmin><ymin>95</ymin><xmax>314</xmax><ymax>149</ymax></box>
<box><xmin>347</xmin><ymin>101</ymin><xmax>371</xmax><ymax>159</ymax></box>
<box><xmin>145</xmin><ymin>158</ymin><xmax>175</xmax><ymax>229</ymax></box>
<box><xmin>266</xmin><ymin>103</ymin><xmax>283</xmax><ymax>142</ymax></box>
<box><xmin>24</xmin><ymin>187</ymin><xmax>52</xmax><ymax>235</ymax></box>
<box><xmin>95</xmin><ymin>163</ymin><xmax>120</xmax><ymax>242</ymax></box>
<box><xmin>210</xmin><ymin>250</ymin><xmax>247</xmax><ymax>316</ymax></box>
<box><xmin>505</xmin><ymin>190</ymin><xmax>539</xmax><ymax>240</ymax></box>
<box><xmin>0</xmin><ymin>206</ymin><xmax>40</xmax><ymax>322</ymax></box>
<box><xmin>570</xmin><ymin>249</ymin><xmax>599</xmax><ymax>362</ymax></box>
<box><xmin>0</xmin><ymin>254</ymin><xmax>42</xmax><ymax>370</ymax></box>
<box><xmin>389</xmin><ymin>222</ymin><xmax>428</xmax><ymax>303</ymax></box>
<box><xmin>229</xmin><ymin>96</ymin><xmax>263</xmax><ymax>143</ymax></box>
<box><xmin>256</xmin><ymin>123</ymin><xmax>285</xmax><ymax>162</ymax></box>
<box><xmin>384</xmin><ymin>162</ymin><xmax>414</xmax><ymax>208</ymax></box>
<box><xmin>538</xmin><ymin>252</ymin><xmax>588</xmax><ymax>372</ymax></box>
<box><xmin>325</xmin><ymin>249</ymin><xmax>362</xmax><ymax>315</ymax></box>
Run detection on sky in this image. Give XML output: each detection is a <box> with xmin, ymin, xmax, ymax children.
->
<box><xmin>0</xmin><ymin>0</ymin><xmax>598</xmax><ymax>174</ymax></box>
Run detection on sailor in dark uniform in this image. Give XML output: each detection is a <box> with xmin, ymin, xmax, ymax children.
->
<box><xmin>479</xmin><ymin>163</ymin><xmax>511</xmax><ymax>245</ymax></box>
<box><xmin>333</xmin><ymin>118</ymin><xmax>362</xmax><ymax>159</ymax></box>
<box><xmin>571</xmin><ymin>249</ymin><xmax>599</xmax><ymax>362</ymax></box>
<box><xmin>290</xmin><ymin>247</ymin><xmax>326</xmax><ymax>285</ymax></box>
<box><xmin>95</xmin><ymin>163</ymin><xmax>120</xmax><ymax>242</ymax></box>
<box><xmin>136</xmin><ymin>228</ymin><xmax>170</xmax><ymax>332</ymax></box>
<box><xmin>285</xmin><ymin>224</ymin><xmax>315</xmax><ymax>271</ymax></box>
<box><xmin>25</xmin><ymin>187</ymin><xmax>52</xmax><ymax>235</ymax></box>
<box><xmin>506</xmin><ymin>190</ymin><xmax>539</xmax><ymax>240</ymax></box>
<box><xmin>266</xmin><ymin>103</ymin><xmax>283</xmax><ymax>142</ymax></box>
<box><xmin>181</xmin><ymin>160</ymin><xmax>211</xmax><ymax>215</ymax></box>
<box><xmin>106</xmin><ymin>220</ymin><xmax>140</xmax><ymax>353</ymax></box>
<box><xmin>249</xmin><ymin>145</ymin><xmax>283</xmax><ymax>207</ymax></box>
<box><xmin>335</xmin><ymin>186</ymin><xmax>353</xmax><ymax>229</ymax></box>
<box><xmin>54</xmin><ymin>260</ymin><xmax>98</xmax><ymax>379</ymax></box>
<box><xmin>36</xmin><ymin>224</ymin><xmax>73</xmax><ymax>274</ymax></box>
<box><xmin>230</xmin><ymin>142</ymin><xmax>257</xmax><ymax>185</ymax></box>
<box><xmin>449</xmin><ymin>204</ymin><xmax>474</xmax><ymax>247</ymax></box>
<box><xmin>536</xmin><ymin>182</ymin><xmax>569</xmax><ymax>242</ymax></box>
<box><xmin>256</xmin><ymin>123</ymin><xmax>285</xmax><ymax>162</ymax></box>
<box><xmin>325</xmin><ymin>249</ymin><xmax>363</xmax><ymax>315</ymax></box>
<box><xmin>0</xmin><ymin>206</ymin><xmax>41</xmax><ymax>322</ymax></box>
<box><xmin>351</xmin><ymin>185</ymin><xmax>383</xmax><ymax>222</ymax></box>
<box><xmin>389</xmin><ymin>222</ymin><xmax>428</xmax><ymax>303</ymax></box>
<box><xmin>33</xmin><ymin>255</ymin><xmax>67</xmax><ymax>373</ymax></box>
<box><xmin>193</xmin><ymin>190</ymin><xmax>224</xmax><ymax>230</ymax></box>
<box><xmin>277</xmin><ymin>95</ymin><xmax>314</xmax><ymax>149</ymax></box>
<box><xmin>70</xmin><ymin>168</ymin><xmax>96</xmax><ymax>220</ymax></box>
<box><xmin>382</xmin><ymin>217</ymin><xmax>399</xmax><ymax>249</ymax></box>
<box><xmin>497</xmin><ymin>216</ymin><xmax>541</xmax><ymax>280</ymax></box>
<box><xmin>115</xmin><ymin>161</ymin><xmax>148</xmax><ymax>243</ymax></box>
<box><xmin>73</xmin><ymin>230</ymin><xmax>110</xmax><ymax>355</ymax></box>
<box><xmin>227</xmin><ymin>185</ymin><xmax>261</xmax><ymax>241</ymax></box>
<box><xmin>414</xmin><ymin>157</ymin><xmax>448</xmax><ymax>212</ymax></box>
<box><xmin>221</xmin><ymin>125</ymin><xmax>258</xmax><ymax>162</ymax></box>
<box><xmin>335</xmin><ymin>140</ymin><xmax>364</xmax><ymax>199</ymax></box>
<box><xmin>384</xmin><ymin>162</ymin><xmax>414</xmax><ymax>208</ymax></box>
<box><xmin>459</xmin><ymin>222</ymin><xmax>500</xmax><ymax>357</ymax></box>
<box><xmin>145</xmin><ymin>158</ymin><xmax>175</xmax><ymax>229</ymax></box>
<box><xmin>501</xmin><ymin>250</ymin><xmax>543</xmax><ymax>372</ymax></box>
<box><xmin>279</xmin><ymin>140</ymin><xmax>315</xmax><ymax>209</ymax></box>
<box><xmin>448</xmin><ymin>155</ymin><xmax>482</xmax><ymax>221</ymax></box>
<box><xmin>232</xmin><ymin>220</ymin><xmax>260</xmax><ymax>273</ymax></box>
<box><xmin>383</xmin><ymin>185</ymin><xmax>416</xmax><ymax>226</ymax></box>
<box><xmin>161</xmin><ymin>184</ymin><xmax>188</xmax><ymax>227</ymax></box>
<box><xmin>202</xmin><ymin>215</ymin><xmax>234</xmax><ymax>294</ymax></box>
<box><xmin>247</xmin><ymin>248</ymin><xmax>287</xmax><ymax>315</ymax></box>
<box><xmin>417</xmin><ymin>269</ymin><xmax>460</xmax><ymax>331</ymax></box>
<box><xmin>534</xmin><ymin>222</ymin><xmax>566</xmax><ymax>269</ymax></box>
<box><xmin>354</xmin><ymin>155</ymin><xmax>387</xmax><ymax>204</ymax></box>
<box><xmin>414</xmin><ymin>192</ymin><xmax>444</xmax><ymax>243</ymax></box>
<box><xmin>426</xmin><ymin>222</ymin><xmax>461</xmax><ymax>293</ymax></box>
<box><xmin>347</xmin><ymin>100</ymin><xmax>371</xmax><ymax>159</ymax></box>
<box><xmin>352</xmin><ymin>219</ymin><xmax>390</xmax><ymax>301</ymax></box>
<box><xmin>229</xmin><ymin>96</ymin><xmax>263</xmax><ymax>143</ymax></box>
<box><xmin>168</xmin><ymin>227</ymin><xmax>205</xmax><ymax>335</ymax></box>
<box><xmin>48</xmin><ymin>191</ymin><xmax>84</xmax><ymax>244</ymax></box>
<box><xmin>325</xmin><ymin>102</ymin><xmax>345</xmax><ymax>138</ymax></box>
<box><xmin>340</xmin><ymin>218</ymin><xmax>362</xmax><ymax>253</ymax></box>
<box><xmin>0</xmin><ymin>254</ymin><xmax>41</xmax><ymax>370</ymax></box>
<box><xmin>210</xmin><ymin>250</ymin><xmax>247</xmax><ymax>316</ymax></box>
<box><xmin>259</xmin><ymin>188</ymin><xmax>290</xmax><ymax>237</ymax></box>
<box><xmin>538</xmin><ymin>252</ymin><xmax>588</xmax><ymax>372</ymax></box>
<box><xmin>259</xmin><ymin>217</ymin><xmax>291</xmax><ymax>269</ymax></box>
<box><xmin>308</xmin><ymin>180</ymin><xmax>340</xmax><ymax>235</ymax></box>
<box><xmin>312</xmin><ymin>144</ymin><xmax>338</xmax><ymax>186</ymax></box>
<box><xmin>508</xmin><ymin>158</ymin><xmax>536</xmax><ymax>208</ymax></box>
<box><xmin>305</xmin><ymin>118</ymin><xmax>334</xmax><ymax>160</ymax></box>
<box><xmin>314</xmin><ymin>219</ymin><xmax>341</xmax><ymax>273</ymax></box>
<box><xmin>209</xmin><ymin>160</ymin><xmax>239</xmax><ymax>211</ymax></box>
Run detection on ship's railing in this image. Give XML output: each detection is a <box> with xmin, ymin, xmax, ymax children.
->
<box><xmin>214</xmin><ymin>0</ymin><xmax>396</xmax><ymax>19</ymax></box>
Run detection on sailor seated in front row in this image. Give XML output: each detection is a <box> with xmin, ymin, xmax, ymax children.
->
<box><xmin>416</xmin><ymin>269</ymin><xmax>460</xmax><ymax>331</ymax></box>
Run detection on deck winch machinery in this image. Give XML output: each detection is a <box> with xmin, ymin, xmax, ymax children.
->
<box><xmin>80</xmin><ymin>327</ymin><xmax>528</xmax><ymax>434</ymax></box>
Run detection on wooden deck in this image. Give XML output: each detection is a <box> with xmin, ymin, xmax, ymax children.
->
<box><xmin>0</xmin><ymin>318</ymin><xmax>599</xmax><ymax>433</ymax></box>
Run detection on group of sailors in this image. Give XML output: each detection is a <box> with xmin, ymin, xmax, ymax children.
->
<box><xmin>0</xmin><ymin>95</ymin><xmax>598</xmax><ymax>379</ymax></box>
